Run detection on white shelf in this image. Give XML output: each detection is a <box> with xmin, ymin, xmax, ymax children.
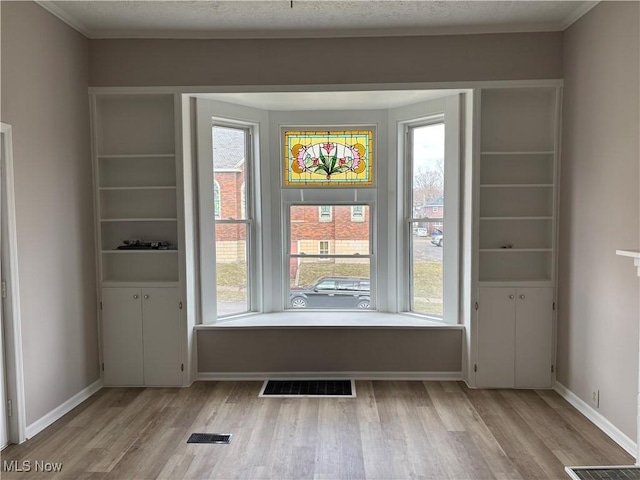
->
<box><xmin>100</xmin><ymin>218</ymin><xmax>178</xmax><ymax>222</ymax></box>
<box><xmin>481</xmin><ymin>151</ymin><xmax>555</xmax><ymax>156</ymax></box>
<box><xmin>479</xmin><ymin>280</ymin><xmax>553</xmax><ymax>288</ymax></box>
<box><xmin>102</xmin><ymin>281</ymin><xmax>180</xmax><ymax>288</ymax></box>
<box><xmin>616</xmin><ymin>249</ymin><xmax>640</xmax><ymax>259</ymax></box>
<box><xmin>98</xmin><ymin>154</ymin><xmax>175</xmax><ymax>159</ymax></box>
<box><xmin>478</xmin><ymin>86</ymin><xmax>558</xmax><ymax>286</ymax></box>
<box><xmin>102</xmin><ymin>250</ymin><xmax>178</xmax><ymax>254</ymax></box>
<box><xmin>480</xmin><ymin>184</ymin><xmax>553</xmax><ymax>188</ymax></box>
<box><xmin>99</xmin><ymin>186</ymin><xmax>177</xmax><ymax>191</ymax></box>
<box><xmin>480</xmin><ymin>216</ymin><xmax>552</xmax><ymax>221</ymax></box>
<box><xmin>479</xmin><ymin>249</ymin><xmax>552</xmax><ymax>253</ymax></box>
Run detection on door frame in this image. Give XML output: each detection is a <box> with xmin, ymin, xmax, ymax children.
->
<box><xmin>0</xmin><ymin>123</ymin><xmax>26</xmax><ymax>444</ymax></box>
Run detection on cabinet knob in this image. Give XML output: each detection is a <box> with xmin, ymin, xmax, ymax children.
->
<box><xmin>144</xmin><ymin>295</ymin><xmax>149</xmax><ymax>299</ymax></box>
<box><xmin>509</xmin><ymin>294</ymin><xmax>515</xmax><ymax>300</ymax></box>
<box><xmin>519</xmin><ymin>295</ymin><xmax>525</xmax><ymax>299</ymax></box>
<box><xmin>133</xmin><ymin>294</ymin><xmax>139</xmax><ymax>299</ymax></box>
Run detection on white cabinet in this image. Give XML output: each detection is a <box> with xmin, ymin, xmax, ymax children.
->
<box><xmin>102</xmin><ymin>287</ymin><xmax>182</xmax><ymax>386</ymax></box>
<box><xmin>476</xmin><ymin>287</ymin><xmax>554</xmax><ymax>388</ymax></box>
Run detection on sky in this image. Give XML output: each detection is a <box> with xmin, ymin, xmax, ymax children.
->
<box><xmin>412</xmin><ymin>122</ymin><xmax>445</xmax><ymax>173</ymax></box>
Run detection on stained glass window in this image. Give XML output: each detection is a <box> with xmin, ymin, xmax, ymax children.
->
<box><xmin>284</xmin><ymin>130</ymin><xmax>373</xmax><ymax>186</ymax></box>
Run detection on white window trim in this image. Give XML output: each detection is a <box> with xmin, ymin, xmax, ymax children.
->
<box><xmin>196</xmin><ymin>98</ymin><xmax>265</xmax><ymax>324</ymax></box>
<box><xmin>283</xmin><ymin>200</ymin><xmax>377</xmax><ymax>311</ymax></box>
<box><xmin>394</xmin><ymin>95</ymin><xmax>461</xmax><ymax>324</ymax></box>
<box><xmin>351</xmin><ymin>205</ymin><xmax>365</xmax><ymax>222</ymax></box>
<box><xmin>318</xmin><ymin>240</ymin><xmax>330</xmax><ymax>255</ymax></box>
<box><xmin>318</xmin><ymin>205</ymin><xmax>332</xmax><ymax>222</ymax></box>
<box><xmin>213</xmin><ymin>180</ymin><xmax>222</xmax><ymax>219</ymax></box>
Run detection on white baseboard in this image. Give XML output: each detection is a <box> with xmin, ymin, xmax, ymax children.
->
<box><xmin>554</xmin><ymin>381</ymin><xmax>637</xmax><ymax>459</ymax></box>
<box><xmin>196</xmin><ymin>371</ymin><xmax>463</xmax><ymax>381</ymax></box>
<box><xmin>26</xmin><ymin>379</ymin><xmax>103</xmax><ymax>439</ymax></box>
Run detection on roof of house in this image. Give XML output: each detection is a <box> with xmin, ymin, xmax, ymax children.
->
<box><xmin>213</xmin><ymin>126</ymin><xmax>245</xmax><ymax>170</ymax></box>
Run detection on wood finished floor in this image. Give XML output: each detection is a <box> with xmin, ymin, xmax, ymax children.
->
<box><xmin>0</xmin><ymin>381</ymin><xmax>634</xmax><ymax>480</ymax></box>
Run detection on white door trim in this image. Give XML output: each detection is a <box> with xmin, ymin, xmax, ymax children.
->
<box><xmin>0</xmin><ymin>123</ymin><xmax>27</xmax><ymax>444</ymax></box>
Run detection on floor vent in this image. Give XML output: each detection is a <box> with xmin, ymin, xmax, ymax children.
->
<box><xmin>187</xmin><ymin>433</ymin><xmax>232</xmax><ymax>444</ymax></box>
<box><xmin>259</xmin><ymin>380</ymin><xmax>356</xmax><ymax>398</ymax></box>
<box><xmin>565</xmin><ymin>466</ymin><xmax>640</xmax><ymax>480</ymax></box>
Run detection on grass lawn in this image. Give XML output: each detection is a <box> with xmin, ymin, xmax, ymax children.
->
<box><xmin>216</xmin><ymin>261</ymin><xmax>443</xmax><ymax>316</ymax></box>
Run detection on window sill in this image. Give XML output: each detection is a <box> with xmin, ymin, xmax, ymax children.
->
<box><xmin>195</xmin><ymin>311</ymin><xmax>463</xmax><ymax>329</ymax></box>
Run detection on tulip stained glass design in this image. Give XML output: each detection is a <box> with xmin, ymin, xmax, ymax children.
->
<box><xmin>284</xmin><ymin>130</ymin><xmax>373</xmax><ymax>186</ymax></box>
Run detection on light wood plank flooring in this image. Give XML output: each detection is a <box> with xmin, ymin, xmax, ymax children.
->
<box><xmin>0</xmin><ymin>381</ymin><xmax>634</xmax><ymax>479</ymax></box>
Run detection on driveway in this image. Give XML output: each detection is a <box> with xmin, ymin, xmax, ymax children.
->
<box><xmin>413</xmin><ymin>237</ymin><xmax>443</xmax><ymax>262</ymax></box>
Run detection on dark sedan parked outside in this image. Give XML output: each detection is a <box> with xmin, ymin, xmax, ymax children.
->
<box><xmin>290</xmin><ymin>276</ymin><xmax>371</xmax><ymax>309</ymax></box>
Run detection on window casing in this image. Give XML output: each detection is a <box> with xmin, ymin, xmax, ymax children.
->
<box><xmin>197</xmin><ymin>107</ymin><xmax>260</xmax><ymax>323</ymax></box>
<box><xmin>318</xmin><ymin>206</ymin><xmax>332</xmax><ymax>222</ymax></box>
<box><xmin>398</xmin><ymin>96</ymin><xmax>460</xmax><ymax>324</ymax></box>
<box><xmin>285</xmin><ymin>204</ymin><xmax>374</xmax><ymax>310</ymax></box>
<box><xmin>318</xmin><ymin>240</ymin><xmax>330</xmax><ymax>255</ymax></box>
<box><xmin>351</xmin><ymin>205</ymin><xmax>365</xmax><ymax>222</ymax></box>
<box><xmin>195</xmin><ymin>100</ymin><xmax>462</xmax><ymax>323</ymax></box>
<box><xmin>214</xmin><ymin>181</ymin><xmax>221</xmax><ymax>219</ymax></box>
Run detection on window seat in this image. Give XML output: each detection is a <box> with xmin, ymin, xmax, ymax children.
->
<box><xmin>195</xmin><ymin>311</ymin><xmax>464</xmax><ymax>329</ymax></box>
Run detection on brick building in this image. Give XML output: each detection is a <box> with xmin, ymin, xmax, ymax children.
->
<box><xmin>415</xmin><ymin>195</ymin><xmax>443</xmax><ymax>234</ymax></box>
<box><xmin>213</xmin><ymin>127</ymin><xmax>247</xmax><ymax>262</ymax></box>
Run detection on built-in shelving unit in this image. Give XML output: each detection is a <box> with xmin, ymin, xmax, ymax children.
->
<box><xmin>91</xmin><ymin>92</ymin><xmax>185</xmax><ymax>388</ymax></box>
<box><xmin>93</xmin><ymin>94</ymin><xmax>179</xmax><ymax>285</ymax></box>
<box><xmin>477</xmin><ymin>87</ymin><xmax>560</xmax><ymax>284</ymax></box>
<box><xmin>471</xmin><ymin>85</ymin><xmax>561</xmax><ymax>390</ymax></box>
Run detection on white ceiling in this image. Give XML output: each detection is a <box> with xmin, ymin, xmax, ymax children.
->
<box><xmin>39</xmin><ymin>1</ymin><xmax>598</xmax><ymax>39</ymax></box>
<box><xmin>199</xmin><ymin>89</ymin><xmax>465</xmax><ymax>110</ymax></box>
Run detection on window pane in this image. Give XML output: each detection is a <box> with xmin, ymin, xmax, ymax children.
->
<box><xmin>410</xmin><ymin>123</ymin><xmax>444</xmax><ymax>318</ymax></box>
<box><xmin>290</xmin><ymin>205</ymin><xmax>369</xmax><ymax>255</ymax></box>
<box><xmin>216</xmin><ymin>223</ymin><xmax>248</xmax><ymax>317</ymax></box>
<box><xmin>411</xmin><ymin>224</ymin><xmax>443</xmax><ymax>318</ymax></box>
<box><xmin>289</xmin><ymin>258</ymin><xmax>371</xmax><ymax>310</ymax></box>
<box><xmin>412</xmin><ymin>123</ymin><xmax>444</xmax><ymax>220</ymax></box>
<box><xmin>289</xmin><ymin>204</ymin><xmax>371</xmax><ymax>310</ymax></box>
<box><xmin>284</xmin><ymin>130</ymin><xmax>374</xmax><ymax>186</ymax></box>
<box><xmin>212</xmin><ymin>126</ymin><xmax>247</xmax><ymax>220</ymax></box>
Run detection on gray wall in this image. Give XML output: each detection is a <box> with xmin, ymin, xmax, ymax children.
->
<box><xmin>89</xmin><ymin>32</ymin><xmax>562</xmax><ymax>87</ymax></box>
<box><xmin>198</xmin><ymin>328</ymin><xmax>462</xmax><ymax>373</ymax></box>
<box><xmin>558</xmin><ymin>2</ymin><xmax>640</xmax><ymax>440</ymax></box>
<box><xmin>90</xmin><ymin>30</ymin><xmax>563</xmax><ymax>376</ymax></box>
<box><xmin>1</xmin><ymin>2</ymin><xmax>99</xmax><ymax>425</ymax></box>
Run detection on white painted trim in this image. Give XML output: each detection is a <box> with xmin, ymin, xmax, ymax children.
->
<box><xmin>34</xmin><ymin>1</ymin><xmax>91</xmax><ymax>37</ymax></box>
<box><xmin>63</xmin><ymin>24</ymin><xmax>566</xmax><ymax>41</ymax></box>
<box><xmin>560</xmin><ymin>1</ymin><xmax>600</xmax><ymax>30</ymax></box>
<box><xmin>196</xmin><ymin>371</ymin><xmax>463</xmax><ymax>381</ymax></box>
<box><xmin>88</xmin><ymin>80</ymin><xmax>564</xmax><ymax>96</ymax></box>
<box><xmin>554</xmin><ymin>381</ymin><xmax>637</xmax><ymax>459</ymax></box>
<box><xmin>25</xmin><ymin>379</ymin><xmax>103</xmax><ymax>440</ymax></box>
<box><xmin>0</xmin><ymin>123</ymin><xmax>27</xmax><ymax>444</ymax></box>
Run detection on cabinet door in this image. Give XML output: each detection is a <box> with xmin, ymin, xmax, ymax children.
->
<box><xmin>476</xmin><ymin>288</ymin><xmax>516</xmax><ymax>388</ymax></box>
<box><xmin>515</xmin><ymin>287</ymin><xmax>553</xmax><ymax>388</ymax></box>
<box><xmin>142</xmin><ymin>288</ymin><xmax>182</xmax><ymax>386</ymax></box>
<box><xmin>102</xmin><ymin>288</ymin><xmax>143</xmax><ymax>386</ymax></box>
